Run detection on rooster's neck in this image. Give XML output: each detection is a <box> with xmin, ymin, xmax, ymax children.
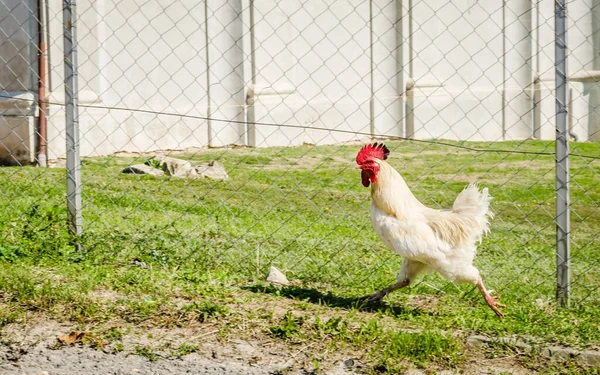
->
<box><xmin>370</xmin><ymin>160</ymin><xmax>424</xmax><ymax>217</ymax></box>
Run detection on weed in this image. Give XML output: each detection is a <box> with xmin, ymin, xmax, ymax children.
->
<box><xmin>532</xmin><ymin>359</ymin><xmax>600</xmax><ymax>375</ymax></box>
<box><xmin>313</xmin><ymin>316</ymin><xmax>349</xmax><ymax>340</ymax></box>
<box><xmin>103</xmin><ymin>327</ymin><xmax>125</xmax><ymax>341</ymax></box>
<box><xmin>0</xmin><ymin>306</ymin><xmax>24</xmax><ymax>327</ymax></box>
<box><xmin>147</xmin><ymin>158</ymin><xmax>162</xmax><ymax>170</ymax></box>
<box><xmin>311</xmin><ymin>358</ymin><xmax>321</xmax><ymax>373</ymax></box>
<box><xmin>175</xmin><ymin>343</ymin><xmax>199</xmax><ymax>357</ymax></box>
<box><xmin>270</xmin><ymin>311</ymin><xmax>303</xmax><ymax>339</ymax></box>
<box><xmin>181</xmin><ymin>301</ymin><xmax>229</xmax><ymax>322</ymax></box>
<box><xmin>0</xmin><ymin>245</ymin><xmax>20</xmax><ymax>262</ymax></box>
<box><xmin>370</xmin><ymin>330</ymin><xmax>463</xmax><ymax>370</ymax></box>
<box><xmin>135</xmin><ymin>345</ymin><xmax>158</xmax><ymax>362</ymax></box>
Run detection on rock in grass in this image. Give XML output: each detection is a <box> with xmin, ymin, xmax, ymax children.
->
<box><xmin>195</xmin><ymin>161</ymin><xmax>229</xmax><ymax>180</ymax></box>
<box><xmin>144</xmin><ymin>156</ymin><xmax>229</xmax><ymax>180</ymax></box>
<box><xmin>146</xmin><ymin>156</ymin><xmax>198</xmax><ymax>178</ymax></box>
<box><xmin>48</xmin><ymin>159</ymin><xmax>66</xmax><ymax>168</ymax></box>
<box><xmin>122</xmin><ymin>164</ymin><xmax>164</xmax><ymax>176</ymax></box>
<box><xmin>266</xmin><ymin>266</ymin><xmax>290</xmax><ymax>286</ymax></box>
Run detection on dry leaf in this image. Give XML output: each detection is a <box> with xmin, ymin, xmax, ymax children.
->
<box><xmin>57</xmin><ymin>331</ymin><xmax>105</xmax><ymax>347</ymax></box>
<box><xmin>57</xmin><ymin>331</ymin><xmax>86</xmax><ymax>345</ymax></box>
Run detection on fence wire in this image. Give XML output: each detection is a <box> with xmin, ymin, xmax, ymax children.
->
<box><xmin>0</xmin><ymin>0</ymin><xmax>599</xmax><ymax>311</ymax></box>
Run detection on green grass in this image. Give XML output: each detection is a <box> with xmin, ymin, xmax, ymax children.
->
<box><xmin>134</xmin><ymin>345</ymin><xmax>158</xmax><ymax>362</ymax></box>
<box><xmin>0</xmin><ymin>139</ymin><xmax>599</xmax><ymax>372</ymax></box>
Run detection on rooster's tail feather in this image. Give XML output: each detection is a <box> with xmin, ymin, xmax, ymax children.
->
<box><xmin>452</xmin><ymin>183</ymin><xmax>493</xmax><ymax>240</ymax></box>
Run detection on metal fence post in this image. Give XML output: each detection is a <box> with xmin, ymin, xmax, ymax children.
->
<box><xmin>555</xmin><ymin>0</ymin><xmax>570</xmax><ymax>307</ymax></box>
<box><xmin>63</xmin><ymin>0</ymin><xmax>82</xmax><ymax>246</ymax></box>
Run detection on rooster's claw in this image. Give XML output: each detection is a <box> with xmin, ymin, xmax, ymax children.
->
<box><xmin>485</xmin><ymin>295</ymin><xmax>505</xmax><ymax>319</ymax></box>
<box><xmin>490</xmin><ymin>295</ymin><xmax>506</xmax><ymax>308</ymax></box>
<box><xmin>477</xmin><ymin>280</ymin><xmax>505</xmax><ymax>319</ymax></box>
<box><xmin>359</xmin><ymin>291</ymin><xmax>386</xmax><ymax>304</ymax></box>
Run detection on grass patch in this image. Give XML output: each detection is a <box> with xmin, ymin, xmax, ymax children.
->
<box><xmin>174</xmin><ymin>343</ymin><xmax>199</xmax><ymax>357</ymax></box>
<box><xmin>270</xmin><ymin>311</ymin><xmax>303</xmax><ymax>339</ymax></box>
<box><xmin>371</xmin><ymin>330</ymin><xmax>463</xmax><ymax>371</ymax></box>
<box><xmin>134</xmin><ymin>345</ymin><xmax>158</xmax><ymax>362</ymax></box>
<box><xmin>0</xmin><ymin>139</ymin><xmax>598</xmax><ymax>372</ymax></box>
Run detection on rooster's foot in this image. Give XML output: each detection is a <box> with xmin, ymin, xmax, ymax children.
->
<box><xmin>485</xmin><ymin>294</ymin><xmax>506</xmax><ymax>319</ymax></box>
<box><xmin>359</xmin><ymin>280</ymin><xmax>409</xmax><ymax>304</ymax></box>
<box><xmin>477</xmin><ymin>279</ymin><xmax>505</xmax><ymax>319</ymax></box>
<box><xmin>359</xmin><ymin>291</ymin><xmax>387</xmax><ymax>303</ymax></box>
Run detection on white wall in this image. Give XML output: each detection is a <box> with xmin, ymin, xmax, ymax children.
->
<box><xmin>249</xmin><ymin>0</ymin><xmax>373</xmax><ymax>147</ymax></box>
<box><xmin>410</xmin><ymin>0</ymin><xmax>504</xmax><ymax>141</ymax></box>
<box><xmin>47</xmin><ymin>0</ymin><xmax>211</xmax><ymax>159</ymax></box>
<box><xmin>3</xmin><ymin>0</ymin><xmax>599</xmax><ymax>163</ymax></box>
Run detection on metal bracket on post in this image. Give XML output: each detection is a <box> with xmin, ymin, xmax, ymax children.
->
<box><xmin>555</xmin><ymin>0</ymin><xmax>570</xmax><ymax>307</ymax></box>
<box><xmin>63</xmin><ymin>0</ymin><xmax>82</xmax><ymax>249</ymax></box>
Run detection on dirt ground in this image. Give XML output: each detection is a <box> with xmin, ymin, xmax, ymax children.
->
<box><xmin>0</xmin><ymin>318</ymin><xmax>543</xmax><ymax>375</ymax></box>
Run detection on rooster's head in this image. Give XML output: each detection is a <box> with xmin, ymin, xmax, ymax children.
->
<box><xmin>356</xmin><ymin>142</ymin><xmax>389</xmax><ymax>187</ymax></box>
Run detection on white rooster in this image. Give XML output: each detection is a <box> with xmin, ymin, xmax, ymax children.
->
<box><xmin>356</xmin><ymin>143</ymin><xmax>504</xmax><ymax>318</ymax></box>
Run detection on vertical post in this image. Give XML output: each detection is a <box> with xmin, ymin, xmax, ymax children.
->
<box><xmin>533</xmin><ymin>74</ymin><xmax>541</xmax><ymax>139</ymax></box>
<box><xmin>368</xmin><ymin>0</ymin><xmax>374</xmax><ymax>137</ymax></box>
<box><xmin>63</xmin><ymin>0</ymin><xmax>82</xmax><ymax>245</ymax></box>
<box><xmin>405</xmin><ymin>79</ymin><xmax>414</xmax><ymax>139</ymax></box>
<box><xmin>589</xmin><ymin>0</ymin><xmax>600</xmax><ymax>141</ymax></box>
<box><xmin>206</xmin><ymin>0</ymin><xmax>246</xmax><ymax>147</ymax></box>
<box><xmin>370</xmin><ymin>0</ymin><xmax>404</xmax><ymax>138</ymax></box>
<box><xmin>38</xmin><ymin>0</ymin><xmax>48</xmax><ymax>167</ymax></box>
<box><xmin>405</xmin><ymin>0</ymin><xmax>413</xmax><ymax>139</ymax></box>
<box><xmin>555</xmin><ymin>0</ymin><xmax>570</xmax><ymax>307</ymax></box>
<box><xmin>503</xmin><ymin>0</ymin><xmax>533</xmax><ymax>140</ymax></box>
<box><xmin>245</xmin><ymin>0</ymin><xmax>256</xmax><ymax>146</ymax></box>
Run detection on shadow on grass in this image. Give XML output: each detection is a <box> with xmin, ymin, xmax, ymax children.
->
<box><xmin>242</xmin><ymin>284</ymin><xmax>427</xmax><ymax>318</ymax></box>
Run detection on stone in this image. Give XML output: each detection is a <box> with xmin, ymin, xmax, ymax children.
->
<box><xmin>121</xmin><ymin>164</ymin><xmax>164</xmax><ymax>176</ymax></box>
<box><xmin>195</xmin><ymin>161</ymin><xmax>229</xmax><ymax>180</ymax></box>
<box><xmin>170</xmin><ymin>164</ymin><xmax>199</xmax><ymax>178</ymax></box>
<box><xmin>266</xmin><ymin>266</ymin><xmax>289</xmax><ymax>286</ymax></box>
<box><xmin>146</xmin><ymin>156</ymin><xmax>198</xmax><ymax>179</ymax></box>
<box><xmin>48</xmin><ymin>159</ymin><xmax>66</xmax><ymax>169</ymax></box>
<box><xmin>141</xmin><ymin>156</ymin><xmax>228</xmax><ymax>180</ymax></box>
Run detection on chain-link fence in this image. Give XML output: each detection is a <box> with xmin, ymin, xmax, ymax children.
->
<box><xmin>0</xmin><ymin>0</ymin><xmax>599</xmax><ymax>311</ymax></box>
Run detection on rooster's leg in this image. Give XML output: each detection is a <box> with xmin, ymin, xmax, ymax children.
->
<box><xmin>477</xmin><ymin>279</ymin><xmax>505</xmax><ymax>319</ymax></box>
<box><xmin>360</xmin><ymin>279</ymin><xmax>409</xmax><ymax>303</ymax></box>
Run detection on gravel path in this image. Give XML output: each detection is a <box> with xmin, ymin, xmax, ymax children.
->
<box><xmin>0</xmin><ymin>344</ymin><xmax>279</xmax><ymax>375</ymax></box>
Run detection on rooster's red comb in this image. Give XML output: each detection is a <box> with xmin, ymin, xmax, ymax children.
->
<box><xmin>356</xmin><ymin>142</ymin><xmax>390</xmax><ymax>164</ymax></box>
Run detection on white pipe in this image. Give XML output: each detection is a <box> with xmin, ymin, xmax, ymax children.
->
<box><xmin>206</xmin><ymin>0</ymin><xmax>246</xmax><ymax>147</ymax></box>
<box><xmin>503</xmin><ymin>0</ymin><xmax>533</xmax><ymax>140</ymax></box>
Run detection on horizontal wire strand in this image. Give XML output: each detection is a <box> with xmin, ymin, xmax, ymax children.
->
<box><xmin>1</xmin><ymin>93</ymin><xmax>598</xmax><ymax>160</ymax></box>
